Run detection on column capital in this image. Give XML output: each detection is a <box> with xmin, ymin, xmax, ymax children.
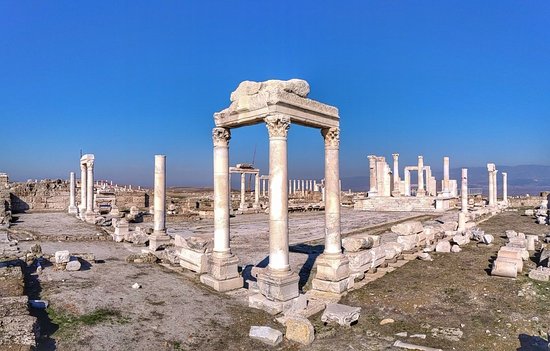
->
<box><xmin>418</xmin><ymin>155</ymin><xmax>424</xmax><ymax>161</ymax></box>
<box><xmin>265</xmin><ymin>115</ymin><xmax>290</xmax><ymax>138</ymax></box>
<box><xmin>392</xmin><ymin>153</ymin><xmax>399</xmax><ymax>159</ymax></box>
<box><xmin>212</xmin><ymin>127</ymin><xmax>231</xmax><ymax>147</ymax></box>
<box><xmin>80</xmin><ymin>163</ymin><xmax>87</xmax><ymax>171</ymax></box>
<box><xmin>321</xmin><ymin>127</ymin><xmax>340</xmax><ymax>148</ymax></box>
<box><xmin>86</xmin><ymin>160</ymin><xmax>94</xmax><ymax>169</ymax></box>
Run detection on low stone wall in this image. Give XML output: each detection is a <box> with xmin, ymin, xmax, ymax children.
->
<box><xmin>354</xmin><ymin>196</ymin><xmax>458</xmax><ymax>212</ymax></box>
<box><xmin>508</xmin><ymin>196</ymin><xmax>546</xmax><ymax>208</ymax></box>
<box><xmin>10</xmin><ymin>180</ymin><xmax>69</xmax><ymax>212</ymax></box>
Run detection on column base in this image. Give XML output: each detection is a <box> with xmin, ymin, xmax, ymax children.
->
<box><xmin>252</xmin><ymin>202</ymin><xmax>260</xmax><ymax>209</ymax></box>
<box><xmin>391</xmin><ymin>190</ymin><xmax>401</xmax><ymax>197</ymax></box>
<box><xmin>84</xmin><ymin>212</ymin><xmax>97</xmax><ymax>224</ymax></box>
<box><xmin>416</xmin><ymin>190</ymin><xmax>426</xmax><ymax>197</ymax></box>
<box><xmin>257</xmin><ymin>270</ymin><xmax>299</xmax><ymax>302</ymax></box>
<box><xmin>68</xmin><ymin>205</ymin><xmax>78</xmax><ymax>214</ymax></box>
<box><xmin>314</xmin><ymin>253</ymin><xmax>350</xmax><ymax>282</ymax></box>
<box><xmin>311</xmin><ymin>277</ymin><xmax>352</xmax><ymax>294</ymax></box>
<box><xmin>367</xmin><ymin>191</ymin><xmax>378</xmax><ymax>197</ymax></box>
<box><xmin>149</xmin><ymin>233</ymin><xmax>171</xmax><ymax>251</ymax></box>
<box><xmin>200</xmin><ymin>254</ymin><xmax>242</xmax><ymax>292</ymax></box>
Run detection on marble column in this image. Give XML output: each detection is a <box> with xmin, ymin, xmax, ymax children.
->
<box><xmin>79</xmin><ymin>163</ymin><xmax>87</xmax><ymax>217</ymax></box>
<box><xmin>442</xmin><ymin>156</ymin><xmax>450</xmax><ymax>196</ymax></box>
<box><xmin>368</xmin><ymin>155</ymin><xmax>378</xmax><ymax>196</ymax></box>
<box><xmin>391</xmin><ymin>153</ymin><xmax>400</xmax><ymax>197</ymax></box>
<box><xmin>85</xmin><ymin>159</ymin><xmax>95</xmax><ymax>221</ymax></box>
<box><xmin>254</xmin><ymin>173</ymin><xmax>260</xmax><ymax>208</ymax></box>
<box><xmin>257</xmin><ymin>115</ymin><xmax>298</xmax><ymax>302</ymax></box>
<box><xmin>293</xmin><ymin>179</ymin><xmax>296</xmax><ymax>195</ymax></box>
<box><xmin>487</xmin><ymin>163</ymin><xmax>495</xmax><ymax>206</ymax></box>
<box><xmin>502</xmin><ymin>172</ymin><xmax>508</xmax><ymax>205</ymax></box>
<box><xmin>149</xmin><ymin>155</ymin><xmax>171</xmax><ymax>250</ymax></box>
<box><xmin>239</xmin><ymin>173</ymin><xmax>246</xmax><ymax>210</ymax></box>
<box><xmin>404</xmin><ymin>169</ymin><xmax>411</xmax><ymax>196</ymax></box>
<box><xmin>301</xmin><ymin>180</ymin><xmax>305</xmax><ymax>195</ymax></box>
<box><xmin>314</xmin><ymin>180</ymin><xmax>317</xmax><ymax>191</ymax></box>
<box><xmin>461</xmin><ymin>168</ymin><xmax>468</xmax><ymax>213</ymax></box>
<box><xmin>313</xmin><ymin>127</ymin><xmax>350</xmax><ymax>294</ymax></box>
<box><xmin>68</xmin><ymin>172</ymin><xmax>78</xmax><ymax>214</ymax></box>
<box><xmin>493</xmin><ymin>169</ymin><xmax>499</xmax><ymax>205</ymax></box>
<box><xmin>417</xmin><ymin>156</ymin><xmax>425</xmax><ymax>196</ymax></box>
<box><xmin>201</xmin><ymin>128</ymin><xmax>242</xmax><ymax>291</ymax></box>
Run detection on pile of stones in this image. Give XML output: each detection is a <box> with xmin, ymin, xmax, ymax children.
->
<box><xmin>528</xmin><ymin>241</ymin><xmax>550</xmax><ymax>281</ymax></box>
<box><xmin>525</xmin><ymin>198</ymin><xmax>548</xmax><ymax>225</ymax></box>
<box><xmin>491</xmin><ymin>230</ymin><xmax>531</xmax><ymax>278</ymax></box>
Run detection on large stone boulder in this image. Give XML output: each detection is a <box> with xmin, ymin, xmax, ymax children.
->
<box><xmin>285</xmin><ymin>316</ymin><xmax>314</xmax><ymax>345</ymax></box>
<box><xmin>391</xmin><ymin>221</ymin><xmax>423</xmax><ymax>236</ymax></box>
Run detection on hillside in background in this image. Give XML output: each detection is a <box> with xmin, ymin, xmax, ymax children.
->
<box><xmin>342</xmin><ymin>165</ymin><xmax>550</xmax><ymax>196</ymax></box>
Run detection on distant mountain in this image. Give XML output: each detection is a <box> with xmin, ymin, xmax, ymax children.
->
<box><xmin>341</xmin><ymin>165</ymin><xmax>550</xmax><ymax>196</ymax></box>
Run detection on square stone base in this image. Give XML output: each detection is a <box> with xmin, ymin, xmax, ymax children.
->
<box><xmin>248</xmin><ymin>293</ymin><xmax>295</xmax><ymax>315</ymax></box>
<box><xmin>315</xmin><ymin>254</ymin><xmax>350</xmax><ymax>282</ymax></box>
<box><xmin>84</xmin><ymin>213</ymin><xmax>97</xmax><ymax>224</ymax></box>
<box><xmin>149</xmin><ymin>234</ymin><xmax>171</xmax><ymax>251</ymax></box>
<box><xmin>311</xmin><ymin>277</ymin><xmax>351</xmax><ymax>294</ymax></box>
<box><xmin>209</xmin><ymin>254</ymin><xmax>239</xmax><ymax>280</ymax></box>
<box><xmin>200</xmin><ymin>274</ymin><xmax>243</xmax><ymax>292</ymax></box>
<box><xmin>257</xmin><ymin>271</ymin><xmax>299</xmax><ymax>302</ymax></box>
<box><xmin>68</xmin><ymin>206</ymin><xmax>78</xmax><ymax>214</ymax></box>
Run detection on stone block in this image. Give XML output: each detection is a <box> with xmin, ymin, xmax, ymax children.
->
<box><xmin>451</xmin><ymin>245</ymin><xmax>462</xmax><ymax>253</ymax></box>
<box><xmin>342</xmin><ymin>237</ymin><xmax>373</xmax><ymax>252</ymax></box>
<box><xmin>539</xmin><ymin>248</ymin><xmax>550</xmax><ymax>267</ymax></box>
<box><xmin>249</xmin><ymin>326</ymin><xmax>283</xmax><ymax>346</ymax></box>
<box><xmin>435</xmin><ymin>241</ymin><xmax>451</xmax><ymax>253</ymax></box>
<box><xmin>491</xmin><ymin>260</ymin><xmax>517</xmax><ymax>278</ymax></box>
<box><xmin>200</xmin><ymin>274</ymin><xmax>243</xmax><ymax>292</ymax></box>
<box><xmin>257</xmin><ymin>271</ymin><xmax>299</xmax><ymax>302</ymax></box>
<box><xmin>54</xmin><ymin>250</ymin><xmax>70</xmax><ymax>264</ymax></box>
<box><xmin>345</xmin><ymin>250</ymin><xmax>372</xmax><ymax>273</ymax></box>
<box><xmin>311</xmin><ymin>277</ymin><xmax>350</xmax><ymax>294</ymax></box>
<box><xmin>285</xmin><ymin>316</ymin><xmax>314</xmax><ymax>345</ymax></box>
<box><xmin>528</xmin><ymin>267</ymin><xmax>550</xmax><ymax>282</ymax></box>
<box><xmin>321</xmin><ymin>303</ymin><xmax>361</xmax><ymax>327</ymax></box>
<box><xmin>179</xmin><ymin>247</ymin><xmax>209</xmax><ymax>274</ymax></box>
<box><xmin>391</xmin><ymin>221</ymin><xmax>423</xmax><ymax>235</ymax></box>
<box><xmin>397</xmin><ymin>235</ymin><xmax>417</xmax><ymax>251</ymax></box>
<box><xmin>314</xmin><ymin>254</ymin><xmax>350</xmax><ymax>282</ymax></box>
<box><xmin>452</xmin><ymin>234</ymin><xmax>469</xmax><ymax>246</ymax></box>
<box><xmin>208</xmin><ymin>255</ymin><xmax>239</xmax><ymax>280</ymax></box>
<box><xmin>66</xmin><ymin>259</ymin><xmax>81</xmax><ymax>271</ymax></box>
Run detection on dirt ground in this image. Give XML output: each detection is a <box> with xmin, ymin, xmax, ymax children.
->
<box><xmin>8</xmin><ymin>209</ymin><xmax>550</xmax><ymax>350</ymax></box>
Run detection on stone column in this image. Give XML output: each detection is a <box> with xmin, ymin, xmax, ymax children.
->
<box><xmin>201</xmin><ymin>128</ymin><xmax>242</xmax><ymax>291</ymax></box>
<box><xmin>417</xmin><ymin>156</ymin><xmax>425</xmax><ymax>196</ymax></box>
<box><xmin>502</xmin><ymin>172</ymin><xmax>508</xmax><ymax>205</ymax></box>
<box><xmin>85</xmin><ymin>159</ymin><xmax>95</xmax><ymax>221</ymax></box>
<box><xmin>391</xmin><ymin>153</ymin><xmax>400</xmax><ymax>197</ymax></box>
<box><xmin>68</xmin><ymin>172</ymin><xmax>78</xmax><ymax>214</ymax></box>
<box><xmin>487</xmin><ymin>163</ymin><xmax>495</xmax><ymax>206</ymax></box>
<box><xmin>254</xmin><ymin>173</ymin><xmax>260</xmax><ymax>208</ymax></box>
<box><xmin>493</xmin><ymin>169</ymin><xmax>498</xmax><ymax>205</ymax></box>
<box><xmin>368</xmin><ymin>155</ymin><xmax>378</xmax><ymax>196</ymax></box>
<box><xmin>293</xmin><ymin>179</ymin><xmax>296</xmax><ymax>195</ymax></box>
<box><xmin>239</xmin><ymin>173</ymin><xmax>246</xmax><ymax>210</ymax></box>
<box><xmin>149</xmin><ymin>155</ymin><xmax>171</xmax><ymax>250</ymax></box>
<box><xmin>256</xmin><ymin>115</ymin><xmax>298</xmax><ymax>302</ymax></box>
<box><xmin>314</xmin><ymin>180</ymin><xmax>317</xmax><ymax>191</ymax></box>
<box><xmin>79</xmin><ymin>163</ymin><xmax>87</xmax><ymax>217</ymax></box>
<box><xmin>461</xmin><ymin>168</ymin><xmax>468</xmax><ymax>213</ymax></box>
<box><xmin>313</xmin><ymin>127</ymin><xmax>350</xmax><ymax>294</ymax></box>
<box><xmin>442</xmin><ymin>156</ymin><xmax>450</xmax><ymax>196</ymax></box>
<box><xmin>301</xmin><ymin>180</ymin><xmax>305</xmax><ymax>195</ymax></box>
<box><xmin>425</xmin><ymin>167</ymin><xmax>432</xmax><ymax>196</ymax></box>
<box><xmin>404</xmin><ymin>169</ymin><xmax>411</xmax><ymax>196</ymax></box>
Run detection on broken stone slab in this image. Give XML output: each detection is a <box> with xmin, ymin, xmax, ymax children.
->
<box><xmin>528</xmin><ymin>267</ymin><xmax>550</xmax><ymax>282</ymax></box>
<box><xmin>285</xmin><ymin>316</ymin><xmax>314</xmax><ymax>345</ymax></box>
<box><xmin>54</xmin><ymin>250</ymin><xmax>70</xmax><ymax>264</ymax></box>
<box><xmin>417</xmin><ymin>253</ymin><xmax>433</xmax><ymax>261</ymax></box>
<box><xmin>539</xmin><ymin>248</ymin><xmax>550</xmax><ymax>267</ymax></box>
<box><xmin>435</xmin><ymin>241</ymin><xmax>451</xmax><ymax>253</ymax></box>
<box><xmin>249</xmin><ymin>326</ymin><xmax>283</xmax><ymax>346</ymax></box>
<box><xmin>469</xmin><ymin>229</ymin><xmax>485</xmax><ymax>241</ymax></box>
<box><xmin>452</xmin><ymin>234</ymin><xmax>469</xmax><ymax>246</ymax></box>
<box><xmin>345</xmin><ymin>250</ymin><xmax>372</xmax><ymax>273</ymax></box>
<box><xmin>391</xmin><ymin>221</ymin><xmax>423</xmax><ymax>236</ymax></box>
<box><xmin>526</xmin><ymin>235</ymin><xmax>538</xmax><ymax>251</ymax></box>
<box><xmin>507</xmin><ymin>237</ymin><xmax>527</xmax><ymax>249</ymax></box>
<box><xmin>482</xmin><ymin>234</ymin><xmax>494</xmax><ymax>245</ymax></box>
<box><xmin>178</xmin><ymin>246</ymin><xmax>209</xmax><ymax>273</ymax></box>
<box><xmin>321</xmin><ymin>303</ymin><xmax>360</xmax><ymax>327</ymax></box>
<box><xmin>505</xmin><ymin>230</ymin><xmax>518</xmax><ymax>238</ymax></box>
<box><xmin>393</xmin><ymin>340</ymin><xmax>442</xmax><ymax>351</ymax></box>
<box><xmin>451</xmin><ymin>245</ymin><xmax>462</xmax><ymax>253</ymax></box>
<box><xmin>525</xmin><ymin>209</ymin><xmax>535</xmax><ymax>216</ymax></box>
<box><xmin>537</xmin><ymin>216</ymin><xmax>547</xmax><ymax>225</ymax></box>
<box><xmin>342</xmin><ymin>236</ymin><xmax>374</xmax><ymax>252</ymax></box>
<box><xmin>397</xmin><ymin>235</ymin><xmax>417</xmax><ymax>251</ymax></box>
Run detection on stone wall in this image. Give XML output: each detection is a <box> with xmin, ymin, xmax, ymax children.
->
<box><xmin>0</xmin><ymin>174</ymin><xmax>11</xmax><ymax>227</ymax></box>
<box><xmin>10</xmin><ymin>180</ymin><xmax>70</xmax><ymax>212</ymax></box>
<box><xmin>353</xmin><ymin>196</ymin><xmax>457</xmax><ymax>212</ymax></box>
<box><xmin>508</xmin><ymin>196</ymin><xmax>546</xmax><ymax>208</ymax></box>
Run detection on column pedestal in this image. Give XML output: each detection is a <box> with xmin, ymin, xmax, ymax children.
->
<box><xmin>311</xmin><ymin>254</ymin><xmax>351</xmax><ymax>294</ymax></box>
<box><xmin>200</xmin><ymin>254</ymin><xmax>243</xmax><ymax>292</ymax></box>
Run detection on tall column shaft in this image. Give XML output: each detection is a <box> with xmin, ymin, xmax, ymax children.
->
<box><xmin>493</xmin><ymin>170</ymin><xmax>498</xmax><ymax>204</ymax></box>
<box><xmin>80</xmin><ymin>164</ymin><xmax>87</xmax><ymax>213</ymax></box>
<box><xmin>153</xmin><ymin>155</ymin><xmax>166</xmax><ymax>233</ymax></box>
<box><xmin>323</xmin><ymin>128</ymin><xmax>342</xmax><ymax>255</ymax></box>
<box><xmin>392</xmin><ymin>153</ymin><xmax>400</xmax><ymax>196</ymax></box>
<box><xmin>368</xmin><ymin>155</ymin><xmax>377</xmax><ymax>194</ymax></box>
<box><xmin>212</xmin><ymin>128</ymin><xmax>231</xmax><ymax>255</ymax></box>
<box><xmin>502</xmin><ymin>172</ymin><xmax>508</xmax><ymax>204</ymax></box>
<box><xmin>254</xmin><ymin>174</ymin><xmax>260</xmax><ymax>207</ymax></box>
<box><xmin>417</xmin><ymin>156</ymin><xmax>425</xmax><ymax>196</ymax></box>
<box><xmin>488</xmin><ymin>165</ymin><xmax>495</xmax><ymax>206</ymax></box>
<box><xmin>461</xmin><ymin>168</ymin><xmax>468</xmax><ymax>213</ymax></box>
<box><xmin>443</xmin><ymin>156</ymin><xmax>450</xmax><ymax>194</ymax></box>
<box><xmin>404</xmin><ymin>170</ymin><xmax>411</xmax><ymax>196</ymax></box>
<box><xmin>266</xmin><ymin>116</ymin><xmax>291</xmax><ymax>274</ymax></box>
<box><xmin>68</xmin><ymin>172</ymin><xmax>77</xmax><ymax>214</ymax></box>
<box><xmin>239</xmin><ymin>173</ymin><xmax>246</xmax><ymax>209</ymax></box>
<box><xmin>85</xmin><ymin>161</ymin><xmax>94</xmax><ymax>214</ymax></box>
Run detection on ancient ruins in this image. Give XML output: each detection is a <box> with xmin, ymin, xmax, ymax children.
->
<box><xmin>0</xmin><ymin>79</ymin><xmax>548</xmax><ymax>351</ymax></box>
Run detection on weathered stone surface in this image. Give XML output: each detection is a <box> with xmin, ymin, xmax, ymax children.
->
<box><xmin>528</xmin><ymin>267</ymin><xmax>550</xmax><ymax>282</ymax></box>
<box><xmin>525</xmin><ymin>209</ymin><xmax>534</xmax><ymax>216</ymax></box>
<box><xmin>391</xmin><ymin>221</ymin><xmax>423</xmax><ymax>236</ymax></box>
<box><xmin>539</xmin><ymin>248</ymin><xmax>550</xmax><ymax>267</ymax></box>
<box><xmin>65</xmin><ymin>259</ymin><xmax>81</xmax><ymax>271</ymax></box>
<box><xmin>397</xmin><ymin>235</ymin><xmax>417</xmax><ymax>251</ymax></box>
<box><xmin>54</xmin><ymin>250</ymin><xmax>70</xmax><ymax>264</ymax></box>
<box><xmin>321</xmin><ymin>303</ymin><xmax>360</xmax><ymax>327</ymax></box>
<box><xmin>491</xmin><ymin>260</ymin><xmax>518</xmax><ymax>278</ymax></box>
<box><xmin>482</xmin><ymin>234</ymin><xmax>494</xmax><ymax>245</ymax></box>
<box><xmin>285</xmin><ymin>316</ymin><xmax>314</xmax><ymax>345</ymax></box>
<box><xmin>451</xmin><ymin>245</ymin><xmax>462</xmax><ymax>253</ymax></box>
<box><xmin>452</xmin><ymin>234</ymin><xmax>469</xmax><ymax>246</ymax></box>
<box><xmin>0</xmin><ymin>296</ymin><xmax>28</xmax><ymax>317</ymax></box>
<box><xmin>345</xmin><ymin>250</ymin><xmax>372</xmax><ymax>273</ymax></box>
<box><xmin>435</xmin><ymin>241</ymin><xmax>451</xmax><ymax>253</ymax></box>
<box><xmin>249</xmin><ymin>326</ymin><xmax>283</xmax><ymax>346</ymax></box>
<box><xmin>418</xmin><ymin>253</ymin><xmax>433</xmax><ymax>261</ymax></box>
<box><xmin>0</xmin><ymin>315</ymin><xmax>38</xmax><ymax>347</ymax></box>
<box><xmin>342</xmin><ymin>237</ymin><xmax>374</xmax><ymax>252</ymax></box>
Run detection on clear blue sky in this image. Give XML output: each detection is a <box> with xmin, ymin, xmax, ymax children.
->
<box><xmin>1</xmin><ymin>1</ymin><xmax>549</xmax><ymax>187</ymax></box>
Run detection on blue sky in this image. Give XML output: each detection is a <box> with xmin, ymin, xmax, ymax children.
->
<box><xmin>1</xmin><ymin>1</ymin><xmax>549</xmax><ymax>187</ymax></box>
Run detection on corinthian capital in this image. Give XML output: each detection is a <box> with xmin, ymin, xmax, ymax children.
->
<box><xmin>212</xmin><ymin>127</ymin><xmax>231</xmax><ymax>147</ymax></box>
<box><xmin>321</xmin><ymin>127</ymin><xmax>340</xmax><ymax>148</ymax></box>
<box><xmin>86</xmin><ymin>160</ymin><xmax>94</xmax><ymax>169</ymax></box>
<box><xmin>265</xmin><ymin>115</ymin><xmax>291</xmax><ymax>138</ymax></box>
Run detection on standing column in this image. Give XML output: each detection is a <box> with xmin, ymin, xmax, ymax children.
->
<box><xmin>254</xmin><ymin>173</ymin><xmax>260</xmax><ymax>208</ymax></box>
<box><xmin>301</xmin><ymin>180</ymin><xmax>305</xmax><ymax>195</ymax></box>
<box><xmin>313</xmin><ymin>180</ymin><xmax>317</xmax><ymax>192</ymax></box>
<box><xmin>239</xmin><ymin>173</ymin><xmax>246</xmax><ymax>210</ymax></box>
<box><xmin>68</xmin><ymin>172</ymin><xmax>78</xmax><ymax>214</ymax></box>
<box><xmin>264</xmin><ymin>179</ymin><xmax>267</xmax><ymax>197</ymax></box>
<box><xmin>487</xmin><ymin>163</ymin><xmax>495</xmax><ymax>206</ymax></box>
<box><xmin>502</xmin><ymin>172</ymin><xmax>508</xmax><ymax>205</ymax></box>
<box><xmin>494</xmin><ymin>169</ymin><xmax>499</xmax><ymax>205</ymax></box>
<box><xmin>391</xmin><ymin>153</ymin><xmax>400</xmax><ymax>197</ymax></box>
<box><xmin>404</xmin><ymin>169</ymin><xmax>411</xmax><ymax>196</ymax></box>
<box><xmin>149</xmin><ymin>155</ymin><xmax>171</xmax><ymax>250</ymax></box>
<box><xmin>293</xmin><ymin>179</ymin><xmax>296</xmax><ymax>195</ymax></box>
<box><xmin>368</xmin><ymin>155</ymin><xmax>378</xmax><ymax>196</ymax></box>
<box><xmin>313</xmin><ymin>127</ymin><xmax>350</xmax><ymax>294</ymax></box>
<box><xmin>256</xmin><ymin>115</ymin><xmax>298</xmax><ymax>302</ymax></box>
<box><xmin>417</xmin><ymin>156</ymin><xmax>425</xmax><ymax>196</ymax></box>
<box><xmin>201</xmin><ymin>128</ymin><xmax>242</xmax><ymax>291</ymax></box>
<box><xmin>461</xmin><ymin>168</ymin><xmax>468</xmax><ymax>213</ymax></box>
<box><xmin>79</xmin><ymin>162</ymin><xmax>87</xmax><ymax>218</ymax></box>
<box><xmin>85</xmin><ymin>158</ymin><xmax>95</xmax><ymax>221</ymax></box>
<box><xmin>442</xmin><ymin>156</ymin><xmax>450</xmax><ymax>196</ymax></box>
